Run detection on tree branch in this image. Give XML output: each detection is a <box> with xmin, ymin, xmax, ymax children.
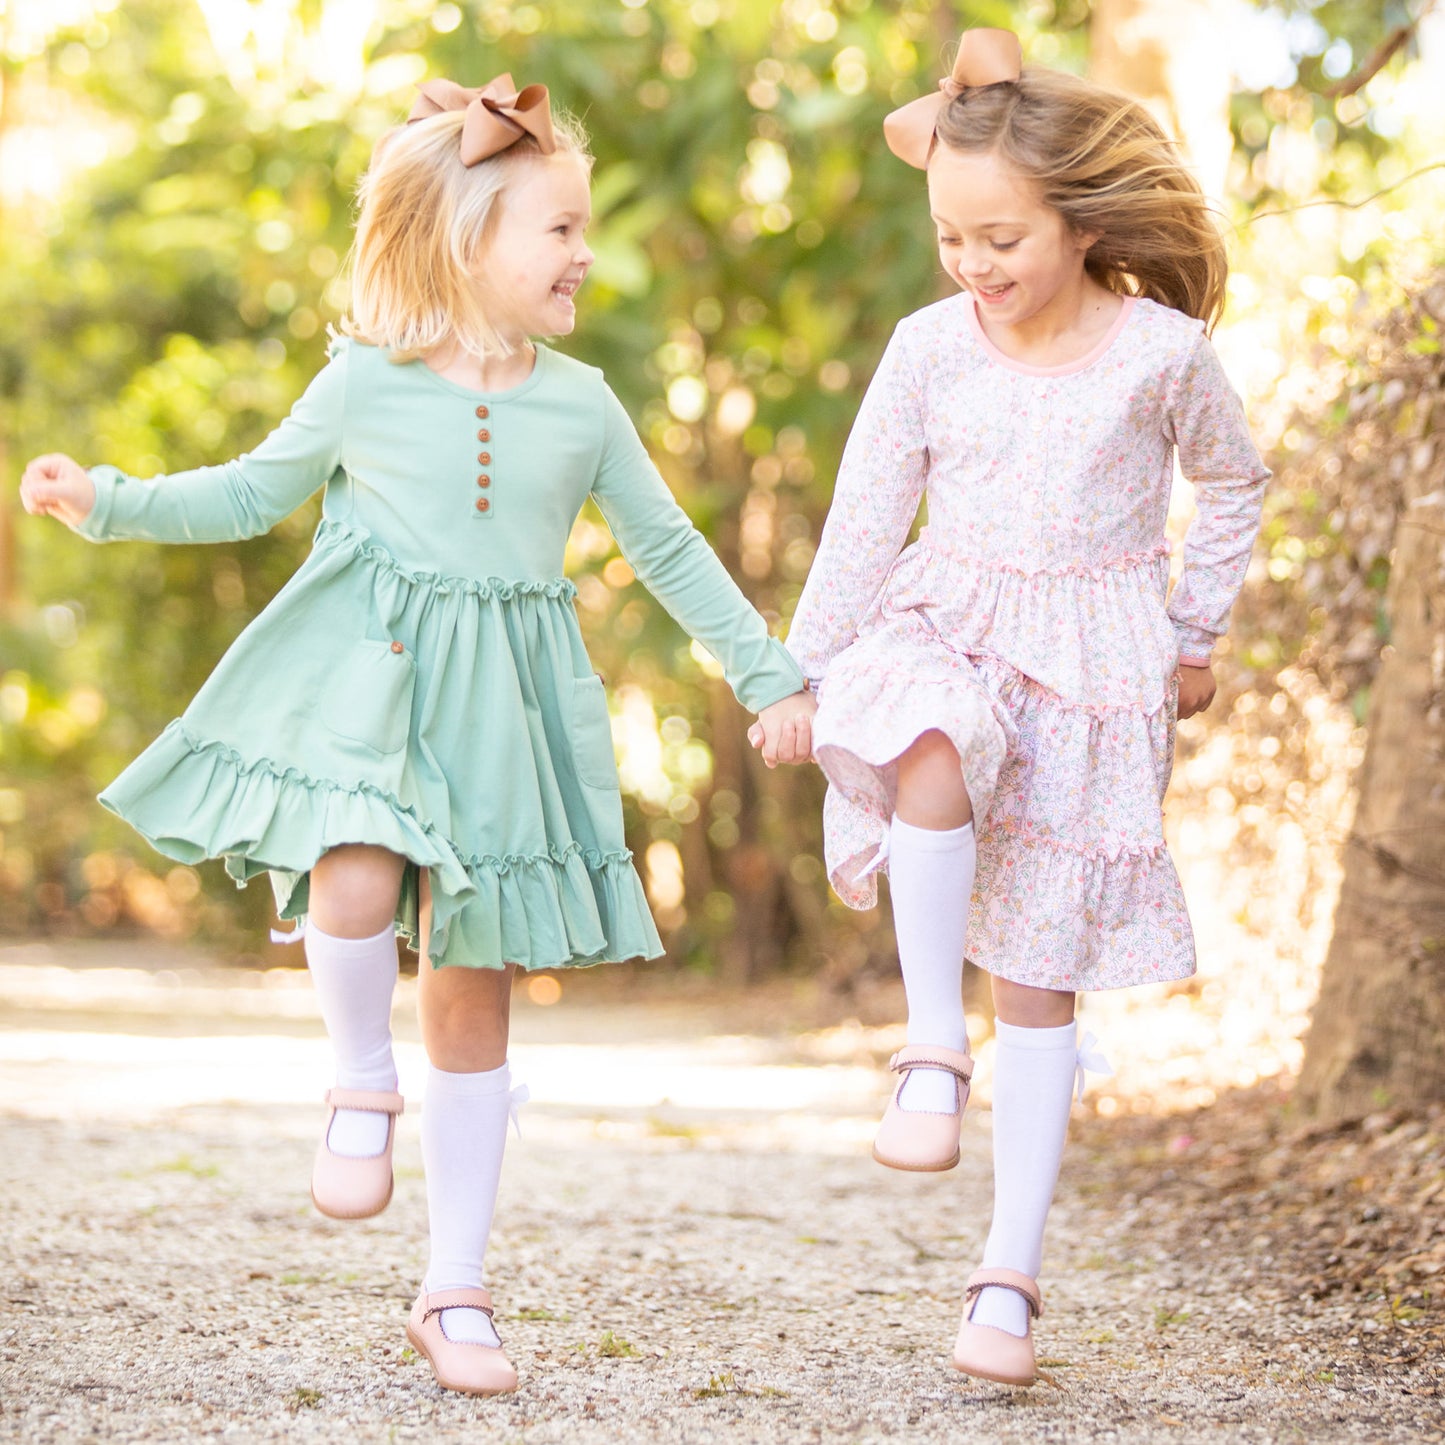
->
<box><xmin>1324</xmin><ymin>0</ymin><xmax>1438</xmax><ymax>99</ymax></box>
<box><xmin>1242</xmin><ymin>161</ymin><xmax>1445</xmax><ymax>225</ymax></box>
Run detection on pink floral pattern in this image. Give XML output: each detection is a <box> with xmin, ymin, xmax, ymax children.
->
<box><xmin>789</xmin><ymin>294</ymin><xmax>1270</xmax><ymax>991</ymax></box>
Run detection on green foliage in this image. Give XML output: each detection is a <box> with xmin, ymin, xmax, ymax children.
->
<box><xmin>1</xmin><ymin>0</ymin><xmax>1016</xmax><ymax>967</ymax></box>
<box><xmin>0</xmin><ymin>0</ymin><xmax>1436</xmax><ymax>977</ymax></box>
<box><xmin>593</xmin><ymin>1329</ymin><xmax>640</xmax><ymax>1358</ymax></box>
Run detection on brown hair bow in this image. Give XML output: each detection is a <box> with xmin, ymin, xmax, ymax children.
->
<box><xmin>408</xmin><ymin>74</ymin><xmax>557</xmax><ymax>165</ymax></box>
<box><xmin>883</xmin><ymin>28</ymin><xmax>1022</xmax><ymax>168</ymax></box>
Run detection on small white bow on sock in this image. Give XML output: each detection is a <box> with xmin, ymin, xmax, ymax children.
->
<box><xmin>270</xmin><ymin>919</ymin><xmax>308</xmax><ymax>945</ymax></box>
<box><xmin>1074</xmin><ymin>1032</ymin><xmax>1113</xmax><ymax>1102</ymax></box>
<box><xmin>507</xmin><ymin>1083</ymin><xmax>530</xmax><ymax>1138</ymax></box>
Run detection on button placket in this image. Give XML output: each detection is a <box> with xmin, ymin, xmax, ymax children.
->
<box><xmin>473</xmin><ymin>404</ymin><xmax>493</xmax><ymax>519</ymax></box>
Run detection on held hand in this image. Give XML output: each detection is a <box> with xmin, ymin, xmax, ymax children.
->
<box><xmin>1177</xmin><ymin>663</ymin><xmax>1217</xmax><ymax>720</ymax></box>
<box><xmin>20</xmin><ymin>455</ymin><xmax>96</xmax><ymax>530</ymax></box>
<box><xmin>747</xmin><ymin>689</ymin><xmax>817</xmax><ymax>768</ymax></box>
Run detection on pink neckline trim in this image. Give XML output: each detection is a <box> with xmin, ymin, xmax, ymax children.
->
<box><xmin>966</xmin><ymin>294</ymin><xmax>1138</xmax><ymax>377</ymax></box>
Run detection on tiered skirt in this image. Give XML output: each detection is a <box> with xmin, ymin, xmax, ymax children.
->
<box><xmin>99</xmin><ymin>519</ymin><xmax>662</xmax><ymax>971</ymax></box>
<box><xmin>812</xmin><ymin>542</ymin><xmax>1196</xmax><ymax>991</ymax></box>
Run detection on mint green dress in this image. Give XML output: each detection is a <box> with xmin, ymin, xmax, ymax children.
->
<box><xmin>79</xmin><ymin>338</ymin><xmax>803</xmax><ymax>969</ymax></box>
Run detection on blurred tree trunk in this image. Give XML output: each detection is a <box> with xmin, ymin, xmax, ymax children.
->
<box><xmin>1088</xmin><ymin>0</ymin><xmax>1233</xmax><ymax>200</ymax></box>
<box><xmin>1297</xmin><ymin>482</ymin><xmax>1445</xmax><ymax>1118</ymax></box>
<box><xmin>707</xmin><ymin>682</ymin><xmax>782</xmax><ymax>986</ymax></box>
<box><xmin>0</xmin><ymin>39</ymin><xmax>16</xmax><ymax>618</ymax></box>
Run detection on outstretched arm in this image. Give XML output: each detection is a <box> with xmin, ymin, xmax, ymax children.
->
<box><xmin>26</xmin><ymin>344</ymin><xmax>349</xmax><ymax>546</ymax></box>
<box><xmin>589</xmin><ymin>384</ymin><xmax>804</xmax><ymax>717</ymax></box>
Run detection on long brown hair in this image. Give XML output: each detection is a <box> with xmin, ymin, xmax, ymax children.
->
<box><xmin>934</xmin><ymin>66</ymin><xmax>1227</xmax><ymax>330</ymax></box>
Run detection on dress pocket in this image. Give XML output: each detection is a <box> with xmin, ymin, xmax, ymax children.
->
<box><xmin>319</xmin><ymin>639</ymin><xmax>416</xmax><ymax>755</ymax></box>
<box><xmin>570</xmin><ymin>675</ymin><xmax>619</xmax><ymax>789</ymax></box>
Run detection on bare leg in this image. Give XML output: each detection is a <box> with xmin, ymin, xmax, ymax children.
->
<box><xmin>992</xmin><ymin>977</ymin><xmax>1075</xmax><ymax>1028</ymax></box>
<box><xmin>309</xmin><ymin>844</ymin><xmax>406</xmax><ymax>937</ymax></box>
<box><xmin>415</xmin><ymin>870</ymin><xmax>515</xmax><ymax>1071</ymax></box>
<box><xmin>896</xmin><ymin>728</ymin><xmax>974</xmax><ymax>829</ymax></box>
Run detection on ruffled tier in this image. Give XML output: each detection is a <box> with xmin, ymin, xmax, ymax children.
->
<box><xmin>318</xmin><ymin>518</ymin><xmax>580</xmax><ymax>603</ymax></box>
<box><xmin>813</xmin><ymin>630</ymin><xmax>1015</xmax><ymax>836</ymax></box>
<box><xmin>969</xmin><ymin>826</ymin><xmax>1195</xmax><ymax>991</ymax></box>
<box><xmin>99</xmin><ymin>722</ymin><xmax>663</xmax><ymax>972</ymax></box>
<box><xmin>873</xmin><ymin>533</ymin><xmax>1178</xmax><ymax>711</ymax></box>
<box><xmin>979</xmin><ymin>663</ymin><xmax>1178</xmax><ymax>855</ymax></box>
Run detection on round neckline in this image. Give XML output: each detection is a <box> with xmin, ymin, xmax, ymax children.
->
<box><xmin>965</xmin><ymin>294</ymin><xmax>1137</xmax><ymax>377</ymax></box>
<box><xmin>411</xmin><ymin>343</ymin><xmax>551</xmax><ymax>401</ymax></box>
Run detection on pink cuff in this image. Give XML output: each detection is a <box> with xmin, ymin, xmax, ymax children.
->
<box><xmin>1178</xmin><ymin>655</ymin><xmax>1212</xmax><ymax>668</ymax></box>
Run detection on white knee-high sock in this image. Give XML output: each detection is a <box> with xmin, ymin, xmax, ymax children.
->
<box><xmin>887</xmin><ymin>816</ymin><xmax>976</xmax><ymax>1112</ymax></box>
<box><xmin>422</xmin><ymin>1062</ymin><xmax>515</xmax><ymax>1349</ymax></box>
<box><xmin>305</xmin><ymin>922</ymin><xmax>399</xmax><ymax>1158</ymax></box>
<box><xmin>973</xmin><ymin>1019</ymin><xmax>1078</xmax><ymax>1336</ymax></box>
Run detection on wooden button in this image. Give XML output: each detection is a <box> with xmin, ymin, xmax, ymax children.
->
<box><xmin>475</xmin><ymin>405</ymin><xmax>489</xmax><ymax>419</ymax></box>
<box><xmin>475</xmin><ymin>497</ymin><xmax>490</xmax><ymax>512</ymax></box>
<box><xmin>478</xmin><ymin>429</ymin><xmax>490</xmax><ymax>442</ymax></box>
<box><xmin>478</xmin><ymin>452</ymin><xmax>491</xmax><ymax>465</ymax></box>
<box><xmin>477</xmin><ymin>474</ymin><xmax>491</xmax><ymax>487</ymax></box>
<box><xmin>390</xmin><ymin>641</ymin><xmax>404</xmax><ymax>654</ymax></box>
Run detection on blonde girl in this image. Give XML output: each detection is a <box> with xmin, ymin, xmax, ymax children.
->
<box><xmin>21</xmin><ymin>75</ymin><xmax>813</xmax><ymax>1396</ymax></box>
<box><xmin>777</xmin><ymin>30</ymin><xmax>1269</xmax><ymax>1384</ymax></box>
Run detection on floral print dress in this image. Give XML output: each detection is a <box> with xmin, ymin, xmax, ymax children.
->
<box><xmin>786</xmin><ymin>294</ymin><xmax>1269</xmax><ymax>991</ymax></box>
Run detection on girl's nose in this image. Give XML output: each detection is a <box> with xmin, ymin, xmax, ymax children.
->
<box><xmin>958</xmin><ymin>247</ymin><xmax>994</xmax><ymax>278</ymax></box>
<box><xmin>575</xmin><ymin>240</ymin><xmax>595</xmax><ymax>267</ymax></box>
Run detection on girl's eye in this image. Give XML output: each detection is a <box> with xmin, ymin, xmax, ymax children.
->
<box><xmin>992</xmin><ymin>240</ymin><xmax>1020</xmax><ymax>252</ymax></box>
<box><xmin>938</xmin><ymin>235</ymin><xmax>961</xmax><ymax>247</ymax></box>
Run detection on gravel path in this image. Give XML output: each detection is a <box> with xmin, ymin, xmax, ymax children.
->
<box><xmin>0</xmin><ymin>945</ymin><xmax>1437</xmax><ymax>1443</ymax></box>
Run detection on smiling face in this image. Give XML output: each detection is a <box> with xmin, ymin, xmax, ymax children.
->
<box><xmin>926</xmin><ymin>145</ymin><xmax>1097</xmax><ymax>329</ymax></box>
<box><xmin>479</xmin><ymin>150</ymin><xmax>594</xmax><ymax>343</ymax></box>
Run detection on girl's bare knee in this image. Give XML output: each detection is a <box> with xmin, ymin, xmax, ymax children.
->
<box><xmin>418</xmin><ymin>962</ymin><xmax>515</xmax><ymax>1072</ymax></box>
<box><xmin>897</xmin><ymin>729</ymin><xmax>974</xmax><ymax>828</ymax></box>
<box><xmin>899</xmin><ymin>728</ymin><xmax>957</xmax><ymax>770</ymax></box>
<box><xmin>309</xmin><ymin>845</ymin><xmax>405</xmax><ymax>938</ymax></box>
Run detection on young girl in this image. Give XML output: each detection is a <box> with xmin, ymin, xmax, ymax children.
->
<box><xmin>21</xmin><ymin>74</ymin><xmax>813</xmax><ymax>1397</ymax></box>
<box><xmin>777</xmin><ymin>29</ymin><xmax>1269</xmax><ymax>1386</ymax></box>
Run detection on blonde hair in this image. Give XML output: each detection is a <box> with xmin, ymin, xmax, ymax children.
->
<box><xmin>934</xmin><ymin>67</ymin><xmax>1227</xmax><ymax>330</ymax></box>
<box><xmin>342</xmin><ymin>106</ymin><xmax>592</xmax><ymax>362</ymax></box>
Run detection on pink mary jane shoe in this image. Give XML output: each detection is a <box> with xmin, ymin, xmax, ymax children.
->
<box><xmin>309</xmin><ymin>1087</ymin><xmax>404</xmax><ymax>1220</ymax></box>
<box><xmin>407</xmin><ymin>1287</ymin><xmax>519</xmax><ymax>1396</ymax></box>
<box><xmin>952</xmin><ymin>1267</ymin><xmax>1043</xmax><ymax>1386</ymax></box>
<box><xmin>871</xmin><ymin>1044</ymin><xmax>973</xmax><ymax>1172</ymax></box>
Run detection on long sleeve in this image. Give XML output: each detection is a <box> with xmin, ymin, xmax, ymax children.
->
<box><xmin>589</xmin><ymin>386</ymin><xmax>803</xmax><ymax>714</ymax></box>
<box><xmin>784</xmin><ymin>320</ymin><xmax>929</xmax><ymax>681</ymax></box>
<box><xmin>1164</xmin><ymin>333</ymin><xmax>1271</xmax><ymax>660</ymax></box>
<box><xmin>76</xmin><ymin>344</ymin><xmax>348</xmax><ymax>545</ymax></box>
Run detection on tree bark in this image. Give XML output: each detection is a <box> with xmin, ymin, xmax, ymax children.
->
<box><xmin>1296</xmin><ymin>480</ymin><xmax>1445</xmax><ymax>1118</ymax></box>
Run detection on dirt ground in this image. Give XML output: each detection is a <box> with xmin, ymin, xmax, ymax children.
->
<box><xmin>0</xmin><ymin>939</ymin><xmax>1440</xmax><ymax>1444</ymax></box>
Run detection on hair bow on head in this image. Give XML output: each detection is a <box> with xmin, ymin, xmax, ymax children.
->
<box><xmin>883</xmin><ymin>28</ymin><xmax>1022</xmax><ymax>168</ymax></box>
<box><xmin>408</xmin><ymin>74</ymin><xmax>557</xmax><ymax>165</ymax></box>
